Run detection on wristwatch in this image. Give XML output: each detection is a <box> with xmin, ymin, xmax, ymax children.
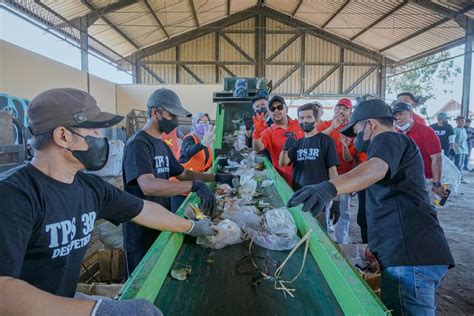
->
<box><xmin>432</xmin><ymin>181</ymin><xmax>441</xmax><ymax>188</ymax></box>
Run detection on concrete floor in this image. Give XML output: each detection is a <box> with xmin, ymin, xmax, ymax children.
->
<box><xmin>346</xmin><ymin>168</ymin><xmax>474</xmax><ymax>315</ymax></box>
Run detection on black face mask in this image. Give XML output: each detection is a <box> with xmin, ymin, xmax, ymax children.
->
<box><xmin>158</xmin><ymin>116</ymin><xmax>179</xmax><ymax>134</ymax></box>
<box><xmin>67</xmin><ymin>130</ymin><xmax>109</xmax><ymax>171</ymax></box>
<box><xmin>353</xmin><ymin>121</ymin><xmax>372</xmax><ymax>153</ymax></box>
<box><xmin>300</xmin><ymin>121</ymin><xmax>316</xmax><ymax>133</ymax></box>
<box><xmin>256</xmin><ymin>108</ymin><xmax>267</xmax><ymax>115</ymax></box>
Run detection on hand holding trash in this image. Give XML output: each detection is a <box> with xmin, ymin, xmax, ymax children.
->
<box><xmin>191</xmin><ymin>180</ymin><xmax>216</xmax><ymax>216</ymax></box>
<box><xmin>201</xmin><ymin>125</ymin><xmax>216</xmax><ymax>147</ymax></box>
<box><xmin>252</xmin><ymin>113</ymin><xmax>267</xmax><ymax>139</ymax></box>
<box><xmin>215</xmin><ymin>173</ymin><xmax>238</xmax><ymax>188</ymax></box>
<box><xmin>287</xmin><ymin>181</ymin><xmax>337</xmax><ymax>217</ymax></box>
<box><xmin>185</xmin><ymin>218</ymin><xmax>216</xmax><ymax>237</ymax></box>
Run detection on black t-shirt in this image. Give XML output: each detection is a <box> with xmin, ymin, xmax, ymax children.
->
<box><xmin>122</xmin><ymin>130</ymin><xmax>184</xmax><ymax>252</ymax></box>
<box><xmin>0</xmin><ymin>164</ymin><xmax>143</xmax><ymax>297</ymax></box>
<box><xmin>430</xmin><ymin>123</ymin><xmax>454</xmax><ymax>154</ymax></box>
<box><xmin>287</xmin><ymin>133</ymin><xmax>339</xmax><ymax>191</ymax></box>
<box><xmin>366</xmin><ymin>132</ymin><xmax>454</xmax><ymax>268</ymax></box>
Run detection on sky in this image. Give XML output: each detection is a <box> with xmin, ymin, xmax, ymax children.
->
<box><xmin>1</xmin><ymin>6</ymin><xmax>472</xmax><ymax>122</ymax></box>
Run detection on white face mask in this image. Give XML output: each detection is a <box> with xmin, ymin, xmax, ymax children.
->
<box><xmin>398</xmin><ymin>121</ymin><xmax>412</xmax><ymax>131</ymax></box>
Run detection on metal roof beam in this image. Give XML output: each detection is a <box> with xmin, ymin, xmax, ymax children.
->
<box><xmin>227</xmin><ymin>0</ymin><xmax>231</xmax><ymax>16</ymax></box>
<box><xmin>292</xmin><ymin>0</ymin><xmax>303</xmax><ymax>17</ymax></box>
<box><xmin>343</xmin><ymin>66</ymin><xmax>378</xmax><ymax>94</ymax></box>
<box><xmin>394</xmin><ymin>37</ymin><xmax>465</xmax><ymax>65</ymax></box>
<box><xmin>140</xmin><ymin>64</ymin><xmax>165</xmax><ymax>83</ymax></box>
<box><xmin>271</xmin><ymin>65</ymin><xmax>300</xmax><ymax>91</ymax></box>
<box><xmin>261</xmin><ymin>6</ymin><xmax>390</xmax><ymax>63</ymax></box>
<box><xmin>304</xmin><ymin>65</ymin><xmax>341</xmax><ymax>94</ymax></box>
<box><xmin>409</xmin><ymin>0</ymin><xmax>470</xmax><ymax>29</ymax></box>
<box><xmin>265</xmin><ymin>33</ymin><xmax>300</xmax><ymax>61</ymax></box>
<box><xmin>81</xmin><ymin>0</ymin><xmax>139</xmax><ymax>50</ymax></box>
<box><xmin>137</xmin><ymin>7</ymin><xmax>258</xmax><ymax>59</ymax></box>
<box><xmin>181</xmin><ymin>64</ymin><xmax>204</xmax><ymax>83</ymax></box>
<box><xmin>379</xmin><ymin>17</ymin><xmax>449</xmax><ymax>53</ymax></box>
<box><xmin>321</xmin><ymin>0</ymin><xmax>350</xmax><ymax>29</ymax></box>
<box><xmin>189</xmin><ymin>0</ymin><xmax>200</xmax><ymax>28</ymax></box>
<box><xmin>350</xmin><ymin>0</ymin><xmax>408</xmax><ymax>41</ymax></box>
<box><xmin>83</xmin><ymin>0</ymin><xmax>138</xmax><ymax>26</ymax></box>
<box><xmin>144</xmin><ymin>0</ymin><xmax>170</xmax><ymax>40</ymax></box>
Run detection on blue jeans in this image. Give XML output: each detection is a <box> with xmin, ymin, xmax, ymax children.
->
<box><xmin>381</xmin><ymin>265</ymin><xmax>448</xmax><ymax>316</ymax></box>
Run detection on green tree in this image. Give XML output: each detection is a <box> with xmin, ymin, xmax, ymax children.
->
<box><xmin>386</xmin><ymin>50</ymin><xmax>462</xmax><ymax>117</ymax></box>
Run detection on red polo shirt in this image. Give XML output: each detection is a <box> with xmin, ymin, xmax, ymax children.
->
<box><xmin>403</xmin><ymin>122</ymin><xmax>441</xmax><ymax>179</ymax></box>
<box><xmin>261</xmin><ymin>119</ymin><xmax>304</xmax><ymax>184</ymax></box>
<box><xmin>316</xmin><ymin>121</ymin><xmax>357</xmax><ymax>174</ymax></box>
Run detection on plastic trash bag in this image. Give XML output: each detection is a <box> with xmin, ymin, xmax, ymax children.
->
<box><xmin>239</xmin><ymin>175</ymin><xmax>257</xmax><ymax>201</ymax></box>
<box><xmin>197</xmin><ymin>219</ymin><xmax>243</xmax><ymax>250</ymax></box>
<box><xmin>222</xmin><ymin>204</ymin><xmax>261</xmax><ymax>232</ymax></box>
<box><xmin>249</xmin><ymin>208</ymin><xmax>300</xmax><ymax>251</ymax></box>
<box><xmin>441</xmin><ymin>154</ymin><xmax>461</xmax><ymax>193</ymax></box>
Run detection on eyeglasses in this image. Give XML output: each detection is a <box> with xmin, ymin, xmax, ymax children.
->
<box><xmin>269</xmin><ymin>104</ymin><xmax>284</xmax><ymax>112</ymax></box>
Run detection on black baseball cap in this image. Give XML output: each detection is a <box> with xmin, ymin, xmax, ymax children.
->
<box><xmin>147</xmin><ymin>88</ymin><xmax>192</xmax><ymax>117</ymax></box>
<box><xmin>268</xmin><ymin>95</ymin><xmax>286</xmax><ymax>108</ymax></box>
<box><xmin>251</xmin><ymin>94</ymin><xmax>268</xmax><ymax>104</ymax></box>
<box><xmin>392</xmin><ymin>102</ymin><xmax>412</xmax><ymax>114</ymax></box>
<box><xmin>27</xmin><ymin>88</ymin><xmax>123</xmax><ymax>136</ymax></box>
<box><xmin>340</xmin><ymin>99</ymin><xmax>393</xmax><ymax>137</ymax></box>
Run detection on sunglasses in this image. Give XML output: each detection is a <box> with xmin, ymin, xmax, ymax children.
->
<box><xmin>269</xmin><ymin>104</ymin><xmax>284</xmax><ymax>112</ymax></box>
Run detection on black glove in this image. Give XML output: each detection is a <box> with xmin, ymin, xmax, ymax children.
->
<box><xmin>215</xmin><ymin>173</ymin><xmax>237</xmax><ymax>187</ymax></box>
<box><xmin>244</xmin><ymin>116</ymin><xmax>253</xmax><ymax>131</ymax></box>
<box><xmin>287</xmin><ymin>181</ymin><xmax>337</xmax><ymax>217</ymax></box>
<box><xmin>94</xmin><ymin>298</ymin><xmax>163</xmax><ymax>316</ymax></box>
<box><xmin>191</xmin><ymin>180</ymin><xmax>216</xmax><ymax>216</ymax></box>
<box><xmin>329</xmin><ymin>201</ymin><xmax>340</xmax><ymax>225</ymax></box>
<box><xmin>283</xmin><ymin>135</ymin><xmax>297</xmax><ymax>151</ymax></box>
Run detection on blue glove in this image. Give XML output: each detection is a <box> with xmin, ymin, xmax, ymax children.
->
<box><xmin>287</xmin><ymin>181</ymin><xmax>337</xmax><ymax>217</ymax></box>
<box><xmin>191</xmin><ymin>180</ymin><xmax>216</xmax><ymax>216</ymax></box>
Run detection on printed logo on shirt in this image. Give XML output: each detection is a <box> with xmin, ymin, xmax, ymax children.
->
<box><xmin>45</xmin><ymin>211</ymin><xmax>96</xmax><ymax>258</ymax></box>
<box><xmin>435</xmin><ymin>130</ymin><xmax>446</xmax><ymax>136</ymax></box>
<box><xmin>154</xmin><ymin>155</ymin><xmax>170</xmax><ymax>174</ymax></box>
<box><xmin>296</xmin><ymin>148</ymin><xmax>320</xmax><ymax>161</ymax></box>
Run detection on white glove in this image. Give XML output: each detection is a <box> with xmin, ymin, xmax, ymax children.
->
<box><xmin>201</xmin><ymin>125</ymin><xmax>216</xmax><ymax>147</ymax></box>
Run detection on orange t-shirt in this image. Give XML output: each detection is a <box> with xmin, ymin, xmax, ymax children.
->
<box><xmin>316</xmin><ymin>121</ymin><xmax>357</xmax><ymax>174</ymax></box>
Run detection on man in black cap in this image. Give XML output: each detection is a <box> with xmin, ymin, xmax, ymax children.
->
<box><xmin>287</xmin><ymin>99</ymin><xmax>454</xmax><ymax>315</ymax></box>
<box><xmin>122</xmin><ymin>88</ymin><xmax>235</xmax><ymax>274</ymax></box>
<box><xmin>0</xmin><ymin>88</ymin><xmax>213</xmax><ymax>315</ymax></box>
<box><xmin>429</xmin><ymin>112</ymin><xmax>455</xmax><ymax>156</ymax></box>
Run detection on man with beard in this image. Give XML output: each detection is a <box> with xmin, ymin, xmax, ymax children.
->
<box><xmin>316</xmin><ymin>98</ymin><xmax>356</xmax><ymax>244</ymax></box>
<box><xmin>279</xmin><ymin>103</ymin><xmax>340</xmax><ymax>229</ymax></box>
<box><xmin>252</xmin><ymin>95</ymin><xmax>304</xmax><ymax>184</ymax></box>
<box><xmin>122</xmin><ymin>88</ymin><xmax>235</xmax><ymax>275</ymax></box>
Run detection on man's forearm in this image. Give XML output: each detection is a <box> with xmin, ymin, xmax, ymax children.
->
<box><xmin>132</xmin><ymin>200</ymin><xmax>192</xmax><ymax>233</ymax></box>
<box><xmin>431</xmin><ymin>153</ymin><xmax>442</xmax><ymax>183</ymax></box>
<box><xmin>178</xmin><ymin>169</ymin><xmax>215</xmax><ymax>182</ymax></box>
<box><xmin>252</xmin><ymin>138</ymin><xmax>264</xmax><ymax>152</ymax></box>
<box><xmin>279</xmin><ymin>151</ymin><xmax>290</xmax><ymax>167</ymax></box>
<box><xmin>329</xmin><ymin>158</ymin><xmax>388</xmax><ymax>196</ymax></box>
<box><xmin>342</xmin><ymin>146</ymin><xmax>353</xmax><ymax>162</ymax></box>
<box><xmin>0</xmin><ymin>277</ymin><xmax>96</xmax><ymax>316</ymax></box>
<box><xmin>138</xmin><ymin>175</ymin><xmax>193</xmax><ymax>196</ymax></box>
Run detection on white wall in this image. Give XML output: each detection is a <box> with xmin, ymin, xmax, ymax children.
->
<box><xmin>116</xmin><ymin>84</ymin><xmax>222</xmax><ymax>118</ymax></box>
<box><xmin>0</xmin><ymin>40</ymin><xmax>116</xmax><ymax>114</ymax></box>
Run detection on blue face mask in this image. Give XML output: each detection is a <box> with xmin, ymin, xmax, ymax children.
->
<box><xmin>195</xmin><ymin>123</ymin><xmax>210</xmax><ymax>135</ymax></box>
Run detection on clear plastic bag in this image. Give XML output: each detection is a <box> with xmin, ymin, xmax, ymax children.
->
<box><xmin>248</xmin><ymin>208</ymin><xmax>300</xmax><ymax>251</ymax></box>
<box><xmin>222</xmin><ymin>204</ymin><xmax>261</xmax><ymax>232</ymax></box>
<box><xmin>239</xmin><ymin>175</ymin><xmax>257</xmax><ymax>201</ymax></box>
<box><xmin>197</xmin><ymin>219</ymin><xmax>243</xmax><ymax>250</ymax></box>
<box><xmin>441</xmin><ymin>154</ymin><xmax>461</xmax><ymax>193</ymax></box>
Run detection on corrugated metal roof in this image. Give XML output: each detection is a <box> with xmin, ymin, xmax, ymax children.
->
<box><xmin>4</xmin><ymin>0</ymin><xmax>471</xmax><ymax>64</ymax></box>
